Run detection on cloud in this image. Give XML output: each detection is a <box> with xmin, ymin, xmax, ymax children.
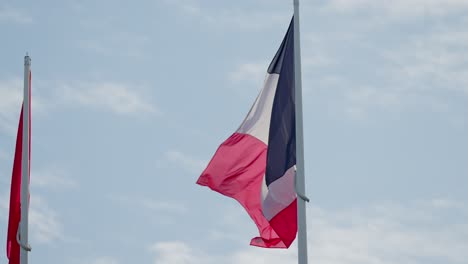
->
<box><xmin>0</xmin><ymin>192</ymin><xmax>9</xmax><ymax>219</ymax></box>
<box><xmin>90</xmin><ymin>257</ymin><xmax>120</xmax><ymax>264</ymax></box>
<box><xmin>0</xmin><ymin>78</ymin><xmax>48</xmax><ymax>135</ymax></box>
<box><xmin>59</xmin><ymin>82</ymin><xmax>159</xmax><ymax>115</ymax></box>
<box><xmin>160</xmin><ymin>150</ymin><xmax>207</xmax><ymax>175</ymax></box>
<box><xmin>325</xmin><ymin>0</ymin><xmax>468</xmax><ymax>18</ymax></box>
<box><xmin>0</xmin><ymin>148</ymin><xmax>9</xmax><ymax>161</ymax></box>
<box><xmin>0</xmin><ymin>7</ymin><xmax>32</xmax><ymax>24</ymax></box>
<box><xmin>0</xmin><ymin>192</ymin><xmax>65</xmax><ymax>245</ymax></box>
<box><xmin>0</xmin><ymin>78</ymin><xmax>24</xmax><ymax>134</ymax></box>
<box><xmin>71</xmin><ymin>256</ymin><xmax>120</xmax><ymax>264</ymax></box>
<box><xmin>301</xmin><ymin>1</ymin><xmax>468</xmax><ymax>120</ymax></box>
<box><xmin>165</xmin><ymin>0</ymin><xmax>288</xmax><ymax>31</ymax></box>
<box><xmin>149</xmin><ymin>199</ymin><xmax>468</xmax><ymax>264</ymax></box>
<box><xmin>109</xmin><ymin>195</ymin><xmax>187</xmax><ymax>214</ymax></box>
<box><xmin>383</xmin><ymin>28</ymin><xmax>468</xmax><ymax>96</ymax></box>
<box><xmin>308</xmin><ymin>201</ymin><xmax>468</xmax><ymax>264</ymax></box>
<box><xmin>78</xmin><ymin>32</ymin><xmax>150</xmax><ymax>59</ymax></box>
<box><xmin>32</xmin><ymin>167</ymin><xmax>78</xmax><ymax>191</ymax></box>
<box><xmin>228</xmin><ymin>62</ymin><xmax>267</xmax><ymax>84</ymax></box>
<box><xmin>343</xmin><ymin>86</ymin><xmax>403</xmax><ymax>119</ymax></box>
<box><xmin>149</xmin><ymin>240</ymin><xmax>295</xmax><ymax>264</ymax></box>
<box><xmin>333</xmin><ymin>23</ymin><xmax>468</xmax><ymax>119</ymax></box>
<box><xmin>1</xmin><ymin>78</ymin><xmax>160</xmax><ymax>130</ymax></box>
<box><xmin>29</xmin><ymin>196</ymin><xmax>65</xmax><ymax>244</ymax></box>
<box><xmin>149</xmin><ymin>241</ymin><xmax>208</xmax><ymax>264</ymax></box>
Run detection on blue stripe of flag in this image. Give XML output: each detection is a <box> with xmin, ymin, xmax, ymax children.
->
<box><xmin>265</xmin><ymin>18</ymin><xmax>296</xmax><ymax>187</ymax></box>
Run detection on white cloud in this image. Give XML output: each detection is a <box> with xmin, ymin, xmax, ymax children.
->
<box><xmin>0</xmin><ymin>192</ymin><xmax>66</xmax><ymax>245</ymax></box>
<box><xmin>165</xmin><ymin>0</ymin><xmax>288</xmax><ymax>31</ymax></box>
<box><xmin>0</xmin><ymin>192</ymin><xmax>9</xmax><ymax>220</ymax></box>
<box><xmin>0</xmin><ymin>78</ymin><xmax>48</xmax><ymax>135</ymax></box>
<box><xmin>0</xmin><ymin>148</ymin><xmax>9</xmax><ymax>161</ymax></box>
<box><xmin>301</xmin><ymin>35</ymin><xmax>337</xmax><ymax>69</ymax></box>
<box><xmin>59</xmin><ymin>82</ymin><xmax>159</xmax><ymax>115</ymax></box>
<box><xmin>109</xmin><ymin>195</ymin><xmax>187</xmax><ymax>214</ymax></box>
<box><xmin>228</xmin><ymin>62</ymin><xmax>267</xmax><ymax>84</ymax></box>
<box><xmin>308</xmin><ymin>202</ymin><xmax>468</xmax><ymax>264</ymax></box>
<box><xmin>149</xmin><ymin>199</ymin><xmax>468</xmax><ymax>264</ymax></box>
<box><xmin>90</xmin><ymin>256</ymin><xmax>120</xmax><ymax>264</ymax></box>
<box><xmin>78</xmin><ymin>32</ymin><xmax>150</xmax><ymax>59</ymax></box>
<box><xmin>0</xmin><ymin>7</ymin><xmax>32</xmax><ymax>24</ymax></box>
<box><xmin>326</xmin><ymin>0</ymin><xmax>468</xmax><ymax>18</ymax></box>
<box><xmin>71</xmin><ymin>256</ymin><xmax>120</xmax><ymax>264</ymax></box>
<box><xmin>29</xmin><ymin>196</ymin><xmax>64</xmax><ymax>244</ymax></box>
<box><xmin>0</xmin><ymin>78</ymin><xmax>23</xmax><ymax>134</ymax></box>
<box><xmin>161</xmin><ymin>150</ymin><xmax>207</xmax><ymax>175</ymax></box>
<box><xmin>383</xmin><ymin>29</ymin><xmax>468</xmax><ymax>96</ymax></box>
<box><xmin>303</xmin><ymin>3</ymin><xmax>468</xmax><ymax>119</ymax></box>
<box><xmin>343</xmin><ymin>86</ymin><xmax>403</xmax><ymax>119</ymax></box>
<box><xmin>149</xmin><ymin>241</ymin><xmax>219</xmax><ymax>264</ymax></box>
<box><xmin>32</xmin><ymin>167</ymin><xmax>78</xmax><ymax>190</ymax></box>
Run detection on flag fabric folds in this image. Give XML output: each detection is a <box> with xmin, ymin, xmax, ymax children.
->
<box><xmin>197</xmin><ymin>18</ymin><xmax>297</xmax><ymax>248</ymax></box>
<box><xmin>7</xmin><ymin>71</ymin><xmax>31</xmax><ymax>264</ymax></box>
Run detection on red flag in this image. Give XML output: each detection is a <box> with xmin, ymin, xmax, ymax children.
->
<box><xmin>7</xmin><ymin>71</ymin><xmax>31</xmax><ymax>264</ymax></box>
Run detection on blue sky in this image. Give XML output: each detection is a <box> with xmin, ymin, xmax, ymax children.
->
<box><xmin>1</xmin><ymin>0</ymin><xmax>467</xmax><ymax>263</ymax></box>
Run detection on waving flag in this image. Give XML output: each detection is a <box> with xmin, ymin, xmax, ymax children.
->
<box><xmin>7</xmin><ymin>57</ymin><xmax>32</xmax><ymax>264</ymax></box>
<box><xmin>197</xmin><ymin>19</ymin><xmax>297</xmax><ymax>248</ymax></box>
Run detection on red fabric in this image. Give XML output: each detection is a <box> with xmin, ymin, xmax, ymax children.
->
<box><xmin>197</xmin><ymin>132</ymin><xmax>295</xmax><ymax>248</ymax></box>
<box><xmin>7</xmin><ymin>72</ymin><xmax>31</xmax><ymax>264</ymax></box>
<box><xmin>6</xmin><ymin>107</ymin><xmax>23</xmax><ymax>264</ymax></box>
<box><xmin>268</xmin><ymin>199</ymin><xmax>297</xmax><ymax>248</ymax></box>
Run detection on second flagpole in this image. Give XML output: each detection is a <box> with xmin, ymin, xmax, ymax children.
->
<box><xmin>20</xmin><ymin>54</ymin><xmax>31</xmax><ymax>264</ymax></box>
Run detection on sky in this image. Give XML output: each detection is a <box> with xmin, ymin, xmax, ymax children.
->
<box><xmin>0</xmin><ymin>0</ymin><xmax>468</xmax><ymax>263</ymax></box>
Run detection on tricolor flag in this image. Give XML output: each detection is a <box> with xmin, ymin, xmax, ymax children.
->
<box><xmin>197</xmin><ymin>18</ymin><xmax>297</xmax><ymax>248</ymax></box>
<box><xmin>7</xmin><ymin>57</ymin><xmax>32</xmax><ymax>264</ymax></box>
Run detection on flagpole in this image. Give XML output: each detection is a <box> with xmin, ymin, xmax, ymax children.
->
<box><xmin>20</xmin><ymin>54</ymin><xmax>31</xmax><ymax>264</ymax></box>
<box><xmin>293</xmin><ymin>1</ymin><xmax>309</xmax><ymax>264</ymax></box>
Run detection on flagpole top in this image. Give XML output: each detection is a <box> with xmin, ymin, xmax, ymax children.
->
<box><xmin>24</xmin><ymin>53</ymin><xmax>31</xmax><ymax>66</ymax></box>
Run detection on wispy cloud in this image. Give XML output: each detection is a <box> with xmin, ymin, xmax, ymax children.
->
<box><xmin>165</xmin><ymin>0</ymin><xmax>288</xmax><ymax>31</ymax></box>
<box><xmin>29</xmin><ymin>196</ymin><xmax>65</xmax><ymax>244</ymax></box>
<box><xmin>0</xmin><ymin>78</ymin><xmax>47</xmax><ymax>135</ymax></box>
<box><xmin>326</xmin><ymin>0</ymin><xmax>468</xmax><ymax>18</ymax></box>
<box><xmin>383</xmin><ymin>28</ymin><xmax>468</xmax><ymax>96</ymax></box>
<box><xmin>308</xmin><ymin>201</ymin><xmax>468</xmax><ymax>264</ymax></box>
<box><xmin>32</xmin><ymin>167</ymin><xmax>78</xmax><ymax>191</ymax></box>
<box><xmin>0</xmin><ymin>78</ymin><xmax>23</xmax><ymax>134</ymax></box>
<box><xmin>0</xmin><ymin>149</ymin><xmax>8</xmax><ymax>161</ymax></box>
<box><xmin>159</xmin><ymin>150</ymin><xmax>207</xmax><ymax>175</ymax></box>
<box><xmin>149</xmin><ymin>199</ymin><xmax>468</xmax><ymax>264</ymax></box>
<box><xmin>90</xmin><ymin>257</ymin><xmax>120</xmax><ymax>264</ymax></box>
<box><xmin>71</xmin><ymin>256</ymin><xmax>120</xmax><ymax>264</ymax></box>
<box><xmin>0</xmin><ymin>191</ymin><xmax>66</xmax><ymax>245</ymax></box>
<box><xmin>0</xmin><ymin>192</ymin><xmax>9</xmax><ymax>220</ymax></box>
<box><xmin>109</xmin><ymin>194</ymin><xmax>187</xmax><ymax>214</ymax></box>
<box><xmin>228</xmin><ymin>62</ymin><xmax>267</xmax><ymax>84</ymax></box>
<box><xmin>58</xmin><ymin>82</ymin><xmax>159</xmax><ymax>116</ymax></box>
<box><xmin>78</xmin><ymin>32</ymin><xmax>150</xmax><ymax>59</ymax></box>
<box><xmin>0</xmin><ymin>7</ymin><xmax>32</xmax><ymax>24</ymax></box>
<box><xmin>343</xmin><ymin>85</ymin><xmax>403</xmax><ymax>119</ymax></box>
<box><xmin>149</xmin><ymin>241</ymin><xmax>212</xmax><ymax>264</ymax></box>
<box><xmin>302</xmin><ymin>1</ymin><xmax>468</xmax><ymax>120</ymax></box>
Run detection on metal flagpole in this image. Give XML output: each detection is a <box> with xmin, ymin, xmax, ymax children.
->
<box><xmin>20</xmin><ymin>54</ymin><xmax>31</xmax><ymax>264</ymax></box>
<box><xmin>293</xmin><ymin>1</ymin><xmax>309</xmax><ymax>264</ymax></box>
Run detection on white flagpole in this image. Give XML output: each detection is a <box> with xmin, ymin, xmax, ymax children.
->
<box><xmin>20</xmin><ymin>54</ymin><xmax>31</xmax><ymax>264</ymax></box>
<box><xmin>293</xmin><ymin>1</ymin><xmax>309</xmax><ymax>264</ymax></box>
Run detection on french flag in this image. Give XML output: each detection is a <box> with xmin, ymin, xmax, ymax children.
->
<box><xmin>197</xmin><ymin>18</ymin><xmax>297</xmax><ymax>248</ymax></box>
